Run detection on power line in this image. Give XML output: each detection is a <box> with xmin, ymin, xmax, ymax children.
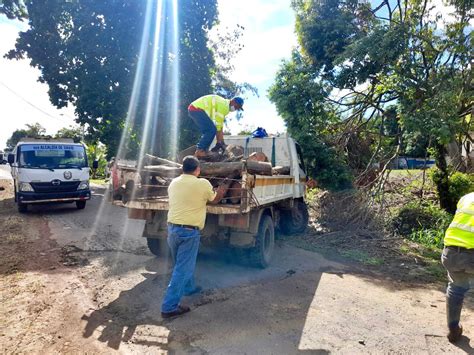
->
<box><xmin>0</xmin><ymin>80</ymin><xmax>76</xmax><ymax>122</ymax></box>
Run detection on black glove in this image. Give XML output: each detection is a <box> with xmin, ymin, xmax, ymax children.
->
<box><xmin>211</xmin><ymin>142</ymin><xmax>227</xmax><ymax>153</ymax></box>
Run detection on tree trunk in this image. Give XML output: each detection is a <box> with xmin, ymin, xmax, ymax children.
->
<box><xmin>433</xmin><ymin>142</ymin><xmax>456</xmax><ymax>213</ymax></box>
<box><xmin>201</xmin><ymin>162</ymin><xmax>244</xmax><ymax>176</ymax></box>
<box><xmin>246</xmin><ymin>160</ymin><xmax>273</xmax><ymax>176</ymax></box>
<box><xmin>145</xmin><ymin>153</ymin><xmax>182</xmax><ymax>167</ymax></box>
<box><xmin>143</xmin><ymin>165</ymin><xmax>181</xmax><ymax>177</ymax></box>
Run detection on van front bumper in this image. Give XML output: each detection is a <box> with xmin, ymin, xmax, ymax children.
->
<box><xmin>17</xmin><ymin>189</ymin><xmax>91</xmax><ymax>203</ymax></box>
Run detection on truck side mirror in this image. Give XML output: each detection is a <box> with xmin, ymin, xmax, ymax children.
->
<box><xmin>7</xmin><ymin>154</ymin><xmax>14</xmax><ymax>165</ymax></box>
<box><xmin>92</xmin><ymin>160</ymin><xmax>99</xmax><ymax>170</ymax></box>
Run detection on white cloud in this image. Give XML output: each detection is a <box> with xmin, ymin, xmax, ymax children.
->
<box><xmin>212</xmin><ymin>0</ymin><xmax>295</xmax><ymax>135</ymax></box>
<box><xmin>0</xmin><ymin>19</ymin><xmax>76</xmax><ymax>150</ymax></box>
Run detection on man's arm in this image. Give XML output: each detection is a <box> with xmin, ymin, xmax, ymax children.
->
<box><xmin>216</xmin><ymin>130</ymin><xmax>225</xmax><ymax>144</ymax></box>
<box><xmin>208</xmin><ymin>184</ymin><xmax>227</xmax><ymax>205</ymax></box>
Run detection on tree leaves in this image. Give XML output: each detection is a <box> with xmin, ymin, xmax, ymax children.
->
<box><xmin>3</xmin><ymin>0</ymin><xmax>220</xmax><ymax>158</ymax></box>
<box><xmin>271</xmin><ymin>0</ymin><xmax>472</xmax><ymax>198</ymax></box>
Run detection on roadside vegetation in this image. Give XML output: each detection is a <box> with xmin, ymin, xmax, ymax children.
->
<box><xmin>286</xmin><ymin>168</ymin><xmax>473</xmax><ymax>282</ymax></box>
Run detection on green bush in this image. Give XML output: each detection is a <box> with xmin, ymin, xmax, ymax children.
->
<box><xmin>449</xmin><ymin>171</ymin><xmax>474</xmax><ymax>203</ymax></box>
<box><xmin>297</xmin><ymin>134</ymin><xmax>353</xmax><ymax>191</ymax></box>
<box><xmin>429</xmin><ymin>168</ymin><xmax>474</xmax><ymax>207</ymax></box>
<box><xmin>393</xmin><ymin>202</ymin><xmax>452</xmax><ymax>249</ymax></box>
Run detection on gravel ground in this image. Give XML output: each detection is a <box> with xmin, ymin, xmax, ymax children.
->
<box><xmin>0</xmin><ymin>166</ymin><xmax>473</xmax><ymax>354</ymax></box>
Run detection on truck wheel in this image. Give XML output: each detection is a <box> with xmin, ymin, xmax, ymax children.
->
<box><xmin>17</xmin><ymin>202</ymin><xmax>27</xmax><ymax>213</ymax></box>
<box><xmin>280</xmin><ymin>199</ymin><xmax>309</xmax><ymax>234</ymax></box>
<box><xmin>146</xmin><ymin>238</ymin><xmax>170</xmax><ymax>258</ymax></box>
<box><xmin>76</xmin><ymin>201</ymin><xmax>86</xmax><ymax>209</ymax></box>
<box><xmin>248</xmin><ymin>214</ymin><xmax>275</xmax><ymax>268</ymax></box>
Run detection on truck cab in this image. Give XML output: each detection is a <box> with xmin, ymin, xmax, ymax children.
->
<box><xmin>9</xmin><ymin>138</ymin><xmax>93</xmax><ymax>213</ymax></box>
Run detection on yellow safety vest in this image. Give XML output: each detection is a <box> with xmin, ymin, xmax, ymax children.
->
<box><xmin>191</xmin><ymin>95</ymin><xmax>230</xmax><ymax>131</ymax></box>
<box><xmin>444</xmin><ymin>192</ymin><xmax>474</xmax><ymax>249</ymax></box>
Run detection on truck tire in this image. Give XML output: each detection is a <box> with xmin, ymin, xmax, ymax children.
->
<box><xmin>17</xmin><ymin>201</ymin><xmax>27</xmax><ymax>213</ymax></box>
<box><xmin>280</xmin><ymin>199</ymin><xmax>309</xmax><ymax>234</ymax></box>
<box><xmin>76</xmin><ymin>201</ymin><xmax>86</xmax><ymax>209</ymax></box>
<box><xmin>248</xmin><ymin>214</ymin><xmax>275</xmax><ymax>268</ymax></box>
<box><xmin>142</xmin><ymin>228</ymin><xmax>171</xmax><ymax>258</ymax></box>
<box><xmin>146</xmin><ymin>236</ymin><xmax>170</xmax><ymax>258</ymax></box>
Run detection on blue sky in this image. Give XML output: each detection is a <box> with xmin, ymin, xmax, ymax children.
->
<box><xmin>214</xmin><ymin>0</ymin><xmax>295</xmax><ymax>134</ymax></box>
<box><xmin>0</xmin><ymin>1</ymin><xmax>296</xmax><ymax>149</ymax></box>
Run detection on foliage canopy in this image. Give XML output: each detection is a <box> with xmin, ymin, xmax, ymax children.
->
<box><xmin>270</xmin><ymin>0</ymin><xmax>472</xmax><ymax>202</ymax></box>
<box><xmin>2</xmin><ymin>0</ymin><xmax>221</xmax><ymax>158</ymax></box>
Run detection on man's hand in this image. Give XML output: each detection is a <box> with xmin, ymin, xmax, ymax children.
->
<box><xmin>210</xmin><ymin>179</ymin><xmax>229</xmax><ymax>204</ymax></box>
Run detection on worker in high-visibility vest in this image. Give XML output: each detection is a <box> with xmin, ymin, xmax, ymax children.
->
<box><xmin>441</xmin><ymin>192</ymin><xmax>474</xmax><ymax>343</ymax></box>
<box><xmin>188</xmin><ymin>95</ymin><xmax>244</xmax><ymax>158</ymax></box>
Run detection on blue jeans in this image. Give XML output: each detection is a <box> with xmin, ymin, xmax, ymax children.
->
<box><xmin>161</xmin><ymin>225</ymin><xmax>201</xmax><ymax>313</ymax></box>
<box><xmin>188</xmin><ymin>109</ymin><xmax>217</xmax><ymax>150</ymax></box>
<box><xmin>441</xmin><ymin>247</ymin><xmax>474</xmax><ymax>329</ymax></box>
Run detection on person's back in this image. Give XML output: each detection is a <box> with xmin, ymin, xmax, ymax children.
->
<box><xmin>161</xmin><ymin>156</ymin><xmax>224</xmax><ymax>319</ymax></box>
<box><xmin>441</xmin><ymin>191</ymin><xmax>474</xmax><ymax>342</ymax></box>
<box><xmin>168</xmin><ymin>174</ymin><xmax>215</xmax><ymax>230</ymax></box>
<box><xmin>188</xmin><ymin>94</ymin><xmax>244</xmax><ymax>158</ymax></box>
<box><xmin>444</xmin><ymin>192</ymin><xmax>474</xmax><ymax>248</ymax></box>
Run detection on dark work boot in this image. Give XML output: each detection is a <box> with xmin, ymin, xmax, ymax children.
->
<box><xmin>161</xmin><ymin>305</ymin><xmax>191</xmax><ymax>319</ymax></box>
<box><xmin>447</xmin><ymin>299</ymin><xmax>463</xmax><ymax>343</ymax></box>
<box><xmin>448</xmin><ymin>325</ymin><xmax>463</xmax><ymax>343</ymax></box>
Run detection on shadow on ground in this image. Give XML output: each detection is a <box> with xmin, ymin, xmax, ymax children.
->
<box><xmin>81</xmin><ymin>257</ymin><xmax>330</xmax><ymax>353</ymax></box>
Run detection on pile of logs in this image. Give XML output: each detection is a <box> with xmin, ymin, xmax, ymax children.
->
<box><xmin>143</xmin><ymin>159</ymin><xmax>273</xmax><ymax>178</ymax></box>
<box><xmin>144</xmin><ymin>145</ymin><xmax>290</xmax><ymax>178</ymax></box>
<box><xmin>117</xmin><ymin>146</ymin><xmax>291</xmax><ymax>204</ymax></box>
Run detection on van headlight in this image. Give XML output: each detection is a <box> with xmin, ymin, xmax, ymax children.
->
<box><xmin>77</xmin><ymin>181</ymin><xmax>89</xmax><ymax>190</ymax></box>
<box><xmin>19</xmin><ymin>182</ymin><xmax>34</xmax><ymax>192</ymax></box>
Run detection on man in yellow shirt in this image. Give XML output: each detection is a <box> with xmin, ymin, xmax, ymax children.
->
<box><xmin>441</xmin><ymin>192</ymin><xmax>474</xmax><ymax>342</ymax></box>
<box><xmin>161</xmin><ymin>156</ymin><xmax>226</xmax><ymax>318</ymax></box>
<box><xmin>188</xmin><ymin>95</ymin><xmax>244</xmax><ymax>158</ymax></box>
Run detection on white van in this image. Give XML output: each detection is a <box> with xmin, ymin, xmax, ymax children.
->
<box><xmin>8</xmin><ymin>138</ymin><xmax>96</xmax><ymax>213</ymax></box>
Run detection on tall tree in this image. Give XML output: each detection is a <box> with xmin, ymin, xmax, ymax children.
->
<box><xmin>2</xmin><ymin>0</ymin><xmax>219</xmax><ymax>158</ymax></box>
<box><xmin>5</xmin><ymin>123</ymin><xmax>46</xmax><ymax>150</ymax></box>
<box><xmin>270</xmin><ymin>0</ymin><xmax>473</xmax><ymax>209</ymax></box>
<box><xmin>54</xmin><ymin>126</ymin><xmax>83</xmax><ymax>143</ymax></box>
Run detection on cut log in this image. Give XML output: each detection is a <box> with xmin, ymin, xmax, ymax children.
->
<box><xmin>225</xmin><ymin>144</ymin><xmax>244</xmax><ymax>159</ymax></box>
<box><xmin>143</xmin><ymin>160</ymin><xmax>273</xmax><ymax>178</ymax></box>
<box><xmin>227</xmin><ymin>181</ymin><xmax>242</xmax><ymax>204</ymax></box>
<box><xmin>200</xmin><ymin>162</ymin><xmax>244</xmax><ymax>177</ymax></box>
<box><xmin>248</xmin><ymin>152</ymin><xmax>268</xmax><ymax>162</ymax></box>
<box><xmin>272</xmin><ymin>166</ymin><xmax>291</xmax><ymax>175</ymax></box>
<box><xmin>215</xmin><ymin>173</ymin><xmax>238</xmax><ymax>200</ymax></box>
<box><xmin>246</xmin><ymin>160</ymin><xmax>273</xmax><ymax>176</ymax></box>
<box><xmin>143</xmin><ymin>165</ymin><xmax>182</xmax><ymax>177</ymax></box>
<box><xmin>145</xmin><ymin>154</ymin><xmax>182</xmax><ymax>167</ymax></box>
<box><xmin>199</xmin><ymin>151</ymin><xmax>225</xmax><ymax>163</ymax></box>
<box><xmin>224</xmin><ymin>154</ymin><xmax>243</xmax><ymax>162</ymax></box>
<box><xmin>177</xmin><ymin>145</ymin><xmax>197</xmax><ymax>163</ymax></box>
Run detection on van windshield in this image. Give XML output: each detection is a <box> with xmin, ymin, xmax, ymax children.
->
<box><xmin>19</xmin><ymin>144</ymin><xmax>87</xmax><ymax>169</ymax></box>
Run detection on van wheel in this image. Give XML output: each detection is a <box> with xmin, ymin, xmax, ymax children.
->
<box><xmin>17</xmin><ymin>202</ymin><xmax>27</xmax><ymax>213</ymax></box>
<box><xmin>76</xmin><ymin>201</ymin><xmax>86</xmax><ymax>209</ymax></box>
<box><xmin>280</xmin><ymin>199</ymin><xmax>309</xmax><ymax>234</ymax></box>
<box><xmin>248</xmin><ymin>215</ymin><xmax>275</xmax><ymax>268</ymax></box>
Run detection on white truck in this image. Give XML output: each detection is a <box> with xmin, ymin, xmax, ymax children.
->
<box><xmin>8</xmin><ymin>138</ymin><xmax>97</xmax><ymax>213</ymax></box>
<box><xmin>111</xmin><ymin>136</ymin><xmax>309</xmax><ymax>268</ymax></box>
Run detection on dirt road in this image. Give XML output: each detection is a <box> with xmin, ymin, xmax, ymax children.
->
<box><xmin>1</xmin><ymin>165</ymin><xmax>473</xmax><ymax>354</ymax></box>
